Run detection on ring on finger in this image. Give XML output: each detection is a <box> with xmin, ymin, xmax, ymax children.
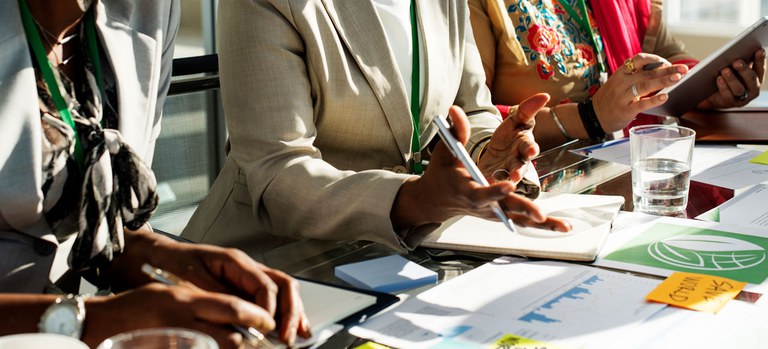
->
<box><xmin>630</xmin><ymin>84</ymin><xmax>640</xmax><ymax>98</ymax></box>
<box><xmin>736</xmin><ymin>91</ymin><xmax>749</xmax><ymax>101</ymax></box>
<box><xmin>492</xmin><ymin>169</ymin><xmax>511</xmax><ymax>182</ymax></box>
<box><xmin>624</xmin><ymin>57</ymin><xmax>636</xmax><ymax>74</ymax></box>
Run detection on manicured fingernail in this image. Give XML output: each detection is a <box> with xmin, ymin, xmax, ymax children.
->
<box><xmin>658</xmin><ymin>94</ymin><xmax>668</xmax><ymax>101</ymax></box>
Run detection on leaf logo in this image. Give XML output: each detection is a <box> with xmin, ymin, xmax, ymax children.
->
<box><xmin>648</xmin><ymin>235</ymin><xmax>766</xmax><ymax>271</ymax></box>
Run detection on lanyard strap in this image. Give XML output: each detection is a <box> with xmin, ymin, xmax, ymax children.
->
<box><xmin>558</xmin><ymin>0</ymin><xmax>606</xmax><ymax>73</ymax></box>
<box><xmin>409</xmin><ymin>0</ymin><xmax>423</xmax><ymax>175</ymax></box>
<box><xmin>18</xmin><ymin>0</ymin><xmax>101</xmax><ymax>171</ymax></box>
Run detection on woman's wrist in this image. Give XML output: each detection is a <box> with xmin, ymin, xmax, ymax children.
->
<box><xmin>577</xmin><ymin>98</ymin><xmax>607</xmax><ymax>141</ymax></box>
<box><xmin>391</xmin><ymin>177</ymin><xmax>439</xmax><ymax>231</ymax></box>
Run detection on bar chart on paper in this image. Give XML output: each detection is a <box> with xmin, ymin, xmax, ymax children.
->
<box><xmin>350</xmin><ymin>261</ymin><xmax>669</xmax><ymax>349</ymax></box>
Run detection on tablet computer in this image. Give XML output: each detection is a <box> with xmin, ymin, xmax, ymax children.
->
<box><xmin>644</xmin><ymin>16</ymin><xmax>768</xmax><ymax>117</ymax></box>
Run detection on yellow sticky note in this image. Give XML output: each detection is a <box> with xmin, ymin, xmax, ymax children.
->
<box><xmin>353</xmin><ymin>342</ymin><xmax>391</xmax><ymax>349</ymax></box>
<box><xmin>749</xmin><ymin>150</ymin><xmax>768</xmax><ymax>165</ymax></box>
<box><xmin>491</xmin><ymin>334</ymin><xmax>566</xmax><ymax>349</ymax></box>
<box><xmin>646</xmin><ymin>272</ymin><xmax>746</xmax><ymax>313</ymax></box>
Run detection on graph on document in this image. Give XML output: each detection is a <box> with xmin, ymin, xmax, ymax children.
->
<box><xmin>510</xmin><ymin>269</ymin><xmax>664</xmax><ymax>346</ymax></box>
<box><xmin>518</xmin><ymin>275</ymin><xmax>603</xmax><ymax>324</ymax></box>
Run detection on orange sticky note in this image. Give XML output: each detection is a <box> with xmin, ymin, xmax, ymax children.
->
<box><xmin>646</xmin><ymin>272</ymin><xmax>746</xmax><ymax>313</ymax></box>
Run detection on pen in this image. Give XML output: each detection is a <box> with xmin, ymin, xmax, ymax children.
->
<box><xmin>433</xmin><ymin>115</ymin><xmax>517</xmax><ymax>233</ymax></box>
<box><xmin>141</xmin><ymin>263</ymin><xmax>276</xmax><ymax>349</ymax></box>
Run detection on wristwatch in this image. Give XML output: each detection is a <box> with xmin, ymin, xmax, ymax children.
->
<box><xmin>38</xmin><ymin>294</ymin><xmax>86</xmax><ymax>339</ymax></box>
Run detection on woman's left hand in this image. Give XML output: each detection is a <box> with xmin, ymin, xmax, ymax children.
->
<box><xmin>697</xmin><ymin>49</ymin><xmax>765</xmax><ymax>110</ymax></box>
<box><xmin>478</xmin><ymin>93</ymin><xmax>549</xmax><ymax>185</ymax></box>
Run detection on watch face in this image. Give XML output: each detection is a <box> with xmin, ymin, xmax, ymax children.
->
<box><xmin>42</xmin><ymin>304</ymin><xmax>79</xmax><ymax>336</ymax></box>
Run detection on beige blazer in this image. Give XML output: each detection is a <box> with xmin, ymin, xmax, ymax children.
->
<box><xmin>0</xmin><ymin>0</ymin><xmax>179</xmax><ymax>293</ymax></box>
<box><xmin>182</xmin><ymin>0</ymin><xmax>521</xmax><ymax>256</ymax></box>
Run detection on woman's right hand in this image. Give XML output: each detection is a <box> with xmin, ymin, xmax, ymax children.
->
<box><xmin>391</xmin><ymin>102</ymin><xmax>570</xmax><ymax>232</ymax></box>
<box><xmin>82</xmin><ymin>283</ymin><xmax>276</xmax><ymax>349</ymax></box>
<box><xmin>592</xmin><ymin>53</ymin><xmax>689</xmax><ymax>132</ymax></box>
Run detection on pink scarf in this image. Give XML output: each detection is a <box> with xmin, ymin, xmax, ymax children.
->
<box><xmin>589</xmin><ymin>0</ymin><xmax>651</xmax><ymax>73</ymax></box>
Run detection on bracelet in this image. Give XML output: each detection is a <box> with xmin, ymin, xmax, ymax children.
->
<box><xmin>577</xmin><ymin>98</ymin><xmax>606</xmax><ymax>141</ymax></box>
<box><xmin>549</xmin><ymin>106</ymin><xmax>573</xmax><ymax>141</ymax></box>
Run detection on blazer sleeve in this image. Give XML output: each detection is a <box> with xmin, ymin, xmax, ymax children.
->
<box><xmin>144</xmin><ymin>0</ymin><xmax>180</xmax><ymax>164</ymax></box>
<box><xmin>218</xmin><ymin>0</ymin><xmax>413</xmax><ymax>251</ymax></box>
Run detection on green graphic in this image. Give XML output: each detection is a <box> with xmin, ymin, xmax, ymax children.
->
<box><xmin>604</xmin><ymin>223</ymin><xmax>768</xmax><ymax>284</ymax></box>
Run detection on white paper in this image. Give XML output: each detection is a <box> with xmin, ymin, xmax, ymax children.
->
<box><xmin>596</xmin><ymin>216</ymin><xmax>768</xmax><ymax>294</ymax></box>
<box><xmin>719</xmin><ymin>184</ymin><xmax>768</xmax><ymax>229</ymax></box>
<box><xmin>349</xmin><ymin>260</ymin><xmax>665</xmax><ymax>349</ymax></box>
<box><xmin>571</xmin><ymin>141</ymin><xmax>768</xmax><ymax>189</ymax></box>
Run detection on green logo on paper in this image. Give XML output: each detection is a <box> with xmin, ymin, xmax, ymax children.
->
<box><xmin>605</xmin><ymin>223</ymin><xmax>768</xmax><ymax>284</ymax></box>
<box><xmin>648</xmin><ymin>235</ymin><xmax>766</xmax><ymax>271</ymax></box>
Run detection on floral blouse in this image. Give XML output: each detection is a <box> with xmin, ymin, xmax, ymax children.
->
<box><xmin>469</xmin><ymin>0</ymin><xmax>691</xmax><ymax>107</ymax></box>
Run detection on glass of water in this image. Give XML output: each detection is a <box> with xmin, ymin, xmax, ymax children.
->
<box><xmin>629</xmin><ymin>125</ymin><xmax>696</xmax><ymax>216</ymax></box>
<box><xmin>96</xmin><ymin>328</ymin><xmax>218</xmax><ymax>349</ymax></box>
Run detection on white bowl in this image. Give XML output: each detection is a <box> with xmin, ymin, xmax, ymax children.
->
<box><xmin>0</xmin><ymin>333</ymin><xmax>88</xmax><ymax>349</ymax></box>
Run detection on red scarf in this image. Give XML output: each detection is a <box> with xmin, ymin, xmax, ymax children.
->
<box><xmin>589</xmin><ymin>0</ymin><xmax>651</xmax><ymax>73</ymax></box>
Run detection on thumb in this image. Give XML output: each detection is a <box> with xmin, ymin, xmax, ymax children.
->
<box><xmin>447</xmin><ymin>105</ymin><xmax>471</xmax><ymax>145</ymax></box>
<box><xmin>515</xmin><ymin>93</ymin><xmax>550</xmax><ymax>126</ymax></box>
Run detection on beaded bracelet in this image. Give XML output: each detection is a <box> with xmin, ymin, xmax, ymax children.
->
<box><xmin>577</xmin><ymin>98</ymin><xmax>606</xmax><ymax>141</ymax></box>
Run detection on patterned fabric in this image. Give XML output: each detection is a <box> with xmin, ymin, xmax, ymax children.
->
<box><xmin>34</xmin><ymin>23</ymin><xmax>157</xmax><ymax>273</ymax></box>
<box><xmin>506</xmin><ymin>0</ymin><xmax>605</xmax><ymax>96</ymax></box>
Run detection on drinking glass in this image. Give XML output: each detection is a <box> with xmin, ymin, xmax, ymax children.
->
<box><xmin>629</xmin><ymin>125</ymin><xmax>695</xmax><ymax>216</ymax></box>
<box><xmin>96</xmin><ymin>328</ymin><xmax>218</xmax><ymax>349</ymax></box>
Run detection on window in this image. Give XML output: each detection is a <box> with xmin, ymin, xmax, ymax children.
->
<box><xmin>664</xmin><ymin>0</ymin><xmax>765</xmax><ymax>36</ymax></box>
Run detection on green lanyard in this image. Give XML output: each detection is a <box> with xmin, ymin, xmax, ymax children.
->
<box><xmin>18</xmin><ymin>0</ymin><xmax>102</xmax><ymax>172</ymax></box>
<box><xmin>409</xmin><ymin>0</ymin><xmax>423</xmax><ymax>175</ymax></box>
<box><xmin>558</xmin><ymin>0</ymin><xmax>606</xmax><ymax>73</ymax></box>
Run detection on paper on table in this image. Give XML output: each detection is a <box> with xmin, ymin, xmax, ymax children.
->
<box><xmin>596</xmin><ymin>216</ymin><xmax>768</xmax><ymax>285</ymax></box>
<box><xmin>645</xmin><ymin>272</ymin><xmax>746</xmax><ymax>314</ymax></box>
<box><xmin>348</xmin><ymin>260</ymin><xmax>665</xmax><ymax>349</ymax></box>
<box><xmin>334</xmin><ymin>255</ymin><xmax>437</xmax><ymax>293</ymax></box>
<box><xmin>719</xmin><ymin>184</ymin><xmax>768</xmax><ymax>229</ymax></box>
<box><xmin>571</xmin><ymin>141</ymin><xmax>768</xmax><ymax>190</ymax></box>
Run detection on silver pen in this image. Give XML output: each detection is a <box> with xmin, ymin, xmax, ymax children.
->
<box><xmin>433</xmin><ymin>115</ymin><xmax>517</xmax><ymax>233</ymax></box>
<box><xmin>141</xmin><ymin>263</ymin><xmax>276</xmax><ymax>349</ymax></box>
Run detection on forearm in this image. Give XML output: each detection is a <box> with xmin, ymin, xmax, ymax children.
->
<box><xmin>533</xmin><ymin>104</ymin><xmax>591</xmax><ymax>150</ymax></box>
<box><xmin>0</xmin><ymin>294</ymin><xmax>59</xmax><ymax>336</ymax></box>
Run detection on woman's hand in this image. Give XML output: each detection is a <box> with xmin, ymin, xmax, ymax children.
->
<box><xmin>478</xmin><ymin>93</ymin><xmax>548</xmax><ymax>185</ymax></box>
<box><xmin>697</xmin><ymin>49</ymin><xmax>765</xmax><ymax>110</ymax></box>
<box><xmin>82</xmin><ymin>283</ymin><xmax>276</xmax><ymax>349</ymax></box>
<box><xmin>592</xmin><ymin>53</ymin><xmax>688</xmax><ymax>132</ymax></box>
<box><xmin>107</xmin><ymin>227</ymin><xmax>311</xmax><ymax>346</ymax></box>
<box><xmin>391</xmin><ymin>103</ymin><xmax>571</xmax><ymax>232</ymax></box>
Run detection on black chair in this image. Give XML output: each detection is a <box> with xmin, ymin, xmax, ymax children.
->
<box><xmin>169</xmin><ymin>53</ymin><xmax>220</xmax><ymax>95</ymax></box>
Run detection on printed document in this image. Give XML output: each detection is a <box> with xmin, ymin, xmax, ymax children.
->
<box><xmin>719</xmin><ymin>184</ymin><xmax>768</xmax><ymax>229</ymax></box>
<box><xmin>349</xmin><ymin>260</ymin><xmax>665</xmax><ymax>349</ymax></box>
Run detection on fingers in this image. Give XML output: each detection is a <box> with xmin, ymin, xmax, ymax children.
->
<box><xmin>447</xmin><ymin>105</ymin><xmax>471</xmax><ymax>145</ymax></box>
<box><xmin>508</xmin><ymin>215</ymin><xmax>572</xmax><ymax>232</ymax></box>
<box><xmin>754</xmin><ymin>49</ymin><xmax>766</xmax><ymax>84</ymax></box>
<box><xmin>264</xmin><ymin>269</ymin><xmax>311</xmax><ymax>344</ymax></box>
<box><xmin>191</xmin><ymin>291</ymin><xmax>276</xmax><ymax>332</ymax></box>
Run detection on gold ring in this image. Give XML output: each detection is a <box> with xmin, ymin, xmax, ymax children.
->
<box><xmin>624</xmin><ymin>57</ymin><xmax>636</xmax><ymax>74</ymax></box>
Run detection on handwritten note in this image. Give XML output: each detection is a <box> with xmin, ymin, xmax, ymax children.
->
<box><xmin>749</xmin><ymin>150</ymin><xmax>768</xmax><ymax>165</ymax></box>
<box><xmin>491</xmin><ymin>334</ymin><xmax>565</xmax><ymax>349</ymax></box>
<box><xmin>646</xmin><ymin>272</ymin><xmax>746</xmax><ymax>313</ymax></box>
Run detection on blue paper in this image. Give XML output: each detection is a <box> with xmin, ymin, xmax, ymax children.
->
<box><xmin>334</xmin><ymin>254</ymin><xmax>437</xmax><ymax>293</ymax></box>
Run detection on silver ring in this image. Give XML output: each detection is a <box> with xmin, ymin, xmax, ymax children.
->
<box><xmin>630</xmin><ymin>84</ymin><xmax>640</xmax><ymax>98</ymax></box>
<box><xmin>492</xmin><ymin>169</ymin><xmax>511</xmax><ymax>182</ymax></box>
<box><xmin>736</xmin><ymin>91</ymin><xmax>749</xmax><ymax>101</ymax></box>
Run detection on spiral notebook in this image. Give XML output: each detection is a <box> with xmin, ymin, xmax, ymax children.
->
<box><xmin>419</xmin><ymin>193</ymin><xmax>625</xmax><ymax>261</ymax></box>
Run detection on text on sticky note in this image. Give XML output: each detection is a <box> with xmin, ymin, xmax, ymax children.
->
<box><xmin>645</xmin><ymin>272</ymin><xmax>746</xmax><ymax>313</ymax></box>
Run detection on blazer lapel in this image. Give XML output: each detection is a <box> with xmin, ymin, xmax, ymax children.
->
<box><xmin>320</xmin><ymin>0</ymin><xmax>413</xmax><ymax>160</ymax></box>
<box><xmin>95</xmin><ymin>0</ymin><xmax>157</xmax><ymax>159</ymax></box>
<box><xmin>415</xmin><ymin>0</ymin><xmax>451</xmax><ymax>142</ymax></box>
<box><xmin>0</xmin><ymin>0</ymin><xmax>45</xmax><ymax>232</ymax></box>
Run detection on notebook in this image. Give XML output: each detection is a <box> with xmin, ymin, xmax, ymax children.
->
<box><xmin>419</xmin><ymin>193</ymin><xmax>625</xmax><ymax>261</ymax></box>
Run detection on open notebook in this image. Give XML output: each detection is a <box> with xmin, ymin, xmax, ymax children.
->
<box><xmin>419</xmin><ymin>193</ymin><xmax>625</xmax><ymax>261</ymax></box>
